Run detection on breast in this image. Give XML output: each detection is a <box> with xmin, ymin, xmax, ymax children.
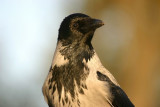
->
<box><xmin>77</xmin><ymin>77</ymin><xmax>112</xmax><ymax>107</ymax></box>
<box><xmin>43</xmin><ymin>76</ymin><xmax>112</xmax><ymax>107</ymax></box>
<box><xmin>52</xmin><ymin>78</ymin><xmax>112</xmax><ymax>107</ymax></box>
<box><xmin>43</xmin><ymin>50</ymin><xmax>114</xmax><ymax>107</ymax></box>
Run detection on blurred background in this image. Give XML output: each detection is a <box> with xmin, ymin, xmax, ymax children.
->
<box><xmin>0</xmin><ymin>0</ymin><xmax>160</xmax><ymax>107</ymax></box>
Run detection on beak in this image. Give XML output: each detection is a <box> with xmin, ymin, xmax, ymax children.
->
<box><xmin>79</xmin><ymin>18</ymin><xmax>104</xmax><ymax>34</ymax></box>
<box><xmin>90</xmin><ymin>18</ymin><xmax>104</xmax><ymax>29</ymax></box>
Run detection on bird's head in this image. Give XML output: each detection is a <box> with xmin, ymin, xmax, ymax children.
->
<box><xmin>58</xmin><ymin>13</ymin><xmax>104</xmax><ymax>46</ymax></box>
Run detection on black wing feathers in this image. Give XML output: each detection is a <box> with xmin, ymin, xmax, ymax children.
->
<box><xmin>97</xmin><ymin>71</ymin><xmax>134</xmax><ymax>107</ymax></box>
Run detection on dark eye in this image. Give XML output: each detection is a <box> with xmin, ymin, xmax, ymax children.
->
<box><xmin>73</xmin><ymin>23</ymin><xmax>79</xmax><ymax>28</ymax></box>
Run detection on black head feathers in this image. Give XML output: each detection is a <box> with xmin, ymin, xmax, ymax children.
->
<box><xmin>58</xmin><ymin>13</ymin><xmax>104</xmax><ymax>43</ymax></box>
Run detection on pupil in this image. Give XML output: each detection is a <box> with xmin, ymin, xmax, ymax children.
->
<box><xmin>73</xmin><ymin>23</ymin><xmax>78</xmax><ymax>27</ymax></box>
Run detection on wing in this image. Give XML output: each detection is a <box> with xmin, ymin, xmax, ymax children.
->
<box><xmin>97</xmin><ymin>71</ymin><xmax>134</xmax><ymax>107</ymax></box>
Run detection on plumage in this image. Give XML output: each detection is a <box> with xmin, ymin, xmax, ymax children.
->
<box><xmin>42</xmin><ymin>13</ymin><xmax>134</xmax><ymax>107</ymax></box>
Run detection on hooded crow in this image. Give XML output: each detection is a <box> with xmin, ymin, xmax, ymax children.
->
<box><xmin>42</xmin><ymin>13</ymin><xmax>134</xmax><ymax>107</ymax></box>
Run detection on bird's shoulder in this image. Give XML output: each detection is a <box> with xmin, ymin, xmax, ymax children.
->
<box><xmin>96</xmin><ymin>71</ymin><xmax>134</xmax><ymax>107</ymax></box>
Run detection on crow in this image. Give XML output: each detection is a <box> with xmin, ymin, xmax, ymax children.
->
<box><xmin>42</xmin><ymin>13</ymin><xmax>134</xmax><ymax>107</ymax></box>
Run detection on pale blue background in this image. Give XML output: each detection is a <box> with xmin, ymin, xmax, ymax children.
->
<box><xmin>0</xmin><ymin>0</ymin><xmax>86</xmax><ymax>107</ymax></box>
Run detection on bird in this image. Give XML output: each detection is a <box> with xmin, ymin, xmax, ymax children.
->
<box><xmin>42</xmin><ymin>13</ymin><xmax>134</xmax><ymax>107</ymax></box>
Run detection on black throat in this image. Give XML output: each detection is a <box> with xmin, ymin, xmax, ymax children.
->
<box><xmin>49</xmin><ymin>34</ymin><xmax>95</xmax><ymax>104</ymax></box>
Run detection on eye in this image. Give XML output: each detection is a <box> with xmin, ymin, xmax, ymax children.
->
<box><xmin>73</xmin><ymin>23</ymin><xmax>79</xmax><ymax>28</ymax></box>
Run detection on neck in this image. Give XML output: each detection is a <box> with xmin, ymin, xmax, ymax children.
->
<box><xmin>58</xmin><ymin>39</ymin><xmax>94</xmax><ymax>63</ymax></box>
<box><xmin>51</xmin><ymin>41</ymin><xmax>95</xmax><ymax>100</ymax></box>
<box><xmin>58</xmin><ymin>31</ymin><xmax>95</xmax><ymax>61</ymax></box>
